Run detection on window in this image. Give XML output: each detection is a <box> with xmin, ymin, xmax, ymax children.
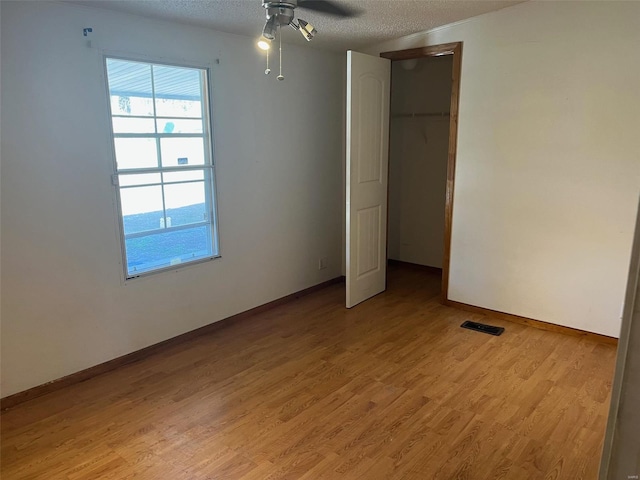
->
<box><xmin>105</xmin><ymin>57</ymin><xmax>219</xmax><ymax>278</ymax></box>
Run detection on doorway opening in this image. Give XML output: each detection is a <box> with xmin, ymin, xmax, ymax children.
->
<box><xmin>381</xmin><ymin>43</ymin><xmax>462</xmax><ymax>302</ymax></box>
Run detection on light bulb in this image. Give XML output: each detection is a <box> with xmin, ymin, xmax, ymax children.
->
<box><xmin>257</xmin><ymin>39</ymin><xmax>271</xmax><ymax>51</ymax></box>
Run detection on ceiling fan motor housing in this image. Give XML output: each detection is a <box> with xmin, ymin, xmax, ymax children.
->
<box><xmin>263</xmin><ymin>1</ymin><xmax>296</xmax><ymax>26</ymax></box>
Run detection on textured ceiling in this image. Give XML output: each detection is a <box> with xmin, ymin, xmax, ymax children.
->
<box><xmin>72</xmin><ymin>0</ymin><xmax>525</xmax><ymax>51</ymax></box>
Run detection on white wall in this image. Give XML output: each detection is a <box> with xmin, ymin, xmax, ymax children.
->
<box><xmin>366</xmin><ymin>1</ymin><xmax>640</xmax><ymax>337</ymax></box>
<box><xmin>388</xmin><ymin>56</ymin><xmax>452</xmax><ymax>268</ymax></box>
<box><xmin>0</xmin><ymin>1</ymin><xmax>344</xmax><ymax>397</ymax></box>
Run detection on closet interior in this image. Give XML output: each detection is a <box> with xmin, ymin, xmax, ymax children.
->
<box><xmin>387</xmin><ymin>55</ymin><xmax>454</xmax><ymax>278</ymax></box>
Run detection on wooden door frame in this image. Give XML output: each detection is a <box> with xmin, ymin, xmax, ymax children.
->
<box><xmin>380</xmin><ymin>42</ymin><xmax>462</xmax><ymax>303</ymax></box>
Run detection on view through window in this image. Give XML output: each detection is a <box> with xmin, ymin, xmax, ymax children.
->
<box><xmin>105</xmin><ymin>58</ymin><xmax>219</xmax><ymax>278</ymax></box>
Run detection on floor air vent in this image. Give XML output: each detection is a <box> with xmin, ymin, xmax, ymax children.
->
<box><xmin>461</xmin><ymin>320</ymin><xmax>504</xmax><ymax>336</ymax></box>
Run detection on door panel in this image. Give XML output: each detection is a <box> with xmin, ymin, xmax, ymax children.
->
<box><xmin>356</xmin><ymin>205</ymin><xmax>381</xmax><ymax>276</ymax></box>
<box><xmin>346</xmin><ymin>51</ymin><xmax>391</xmax><ymax>308</ymax></box>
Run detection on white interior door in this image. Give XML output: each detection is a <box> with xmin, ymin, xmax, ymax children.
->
<box><xmin>346</xmin><ymin>51</ymin><xmax>391</xmax><ymax>308</ymax></box>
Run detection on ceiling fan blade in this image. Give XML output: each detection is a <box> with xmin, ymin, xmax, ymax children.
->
<box><xmin>297</xmin><ymin>0</ymin><xmax>361</xmax><ymax>18</ymax></box>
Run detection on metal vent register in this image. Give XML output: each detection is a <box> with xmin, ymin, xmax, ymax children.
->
<box><xmin>460</xmin><ymin>321</ymin><xmax>504</xmax><ymax>336</ymax></box>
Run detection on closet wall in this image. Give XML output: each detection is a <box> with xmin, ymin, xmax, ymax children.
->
<box><xmin>388</xmin><ymin>56</ymin><xmax>453</xmax><ymax>268</ymax></box>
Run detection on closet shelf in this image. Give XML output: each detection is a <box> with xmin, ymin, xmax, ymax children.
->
<box><xmin>392</xmin><ymin>112</ymin><xmax>450</xmax><ymax>118</ymax></box>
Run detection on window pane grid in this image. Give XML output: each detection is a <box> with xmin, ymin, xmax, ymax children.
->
<box><xmin>106</xmin><ymin>57</ymin><xmax>218</xmax><ymax>278</ymax></box>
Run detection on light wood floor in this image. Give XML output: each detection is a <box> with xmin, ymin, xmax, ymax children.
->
<box><xmin>1</xmin><ymin>263</ymin><xmax>617</xmax><ymax>479</ymax></box>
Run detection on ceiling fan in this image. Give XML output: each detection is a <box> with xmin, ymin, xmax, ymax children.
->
<box><xmin>257</xmin><ymin>0</ymin><xmax>360</xmax><ymax>80</ymax></box>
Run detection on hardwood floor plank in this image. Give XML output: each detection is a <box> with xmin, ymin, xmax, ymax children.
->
<box><xmin>1</xmin><ymin>264</ymin><xmax>616</xmax><ymax>479</ymax></box>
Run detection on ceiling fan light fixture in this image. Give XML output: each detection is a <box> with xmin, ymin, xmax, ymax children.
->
<box><xmin>296</xmin><ymin>19</ymin><xmax>316</xmax><ymax>41</ymax></box>
<box><xmin>262</xmin><ymin>15</ymin><xmax>278</xmax><ymax>40</ymax></box>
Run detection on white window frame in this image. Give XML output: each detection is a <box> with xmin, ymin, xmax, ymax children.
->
<box><xmin>103</xmin><ymin>55</ymin><xmax>221</xmax><ymax>280</ymax></box>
